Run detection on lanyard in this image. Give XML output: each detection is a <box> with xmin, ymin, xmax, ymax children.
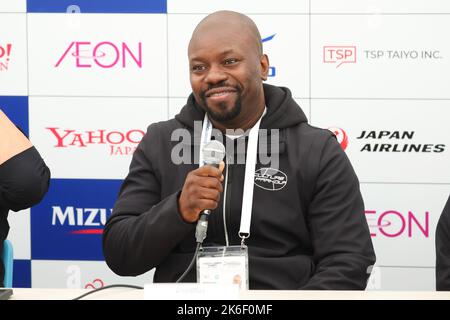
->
<box><xmin>199</xmin><ymin>112</ymin><xmax>263</xmax><ymax>246</ymax></box>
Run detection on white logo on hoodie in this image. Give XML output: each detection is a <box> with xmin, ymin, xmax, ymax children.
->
<box><xmin>254</xmin><ymin>167</ymin><xmax>287</xmax><ymax>191</ymax></box>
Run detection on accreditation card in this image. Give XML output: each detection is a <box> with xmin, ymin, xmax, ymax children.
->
<box><xmin>197</xmin><ymin>245</ymin><xmax>249</xmax><ymax>290</ymax></box>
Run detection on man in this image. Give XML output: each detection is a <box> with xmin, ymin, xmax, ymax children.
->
<box><xmin>103</xmin><ymin>11</ymin><xmax>375</xmax><ymax>289</ymax></box>
<box><xmin>0</xmin><ymin>110</ymin><xmax>50</xmax><ymax>287</ymax></box>
<box><xmin>436</xmin><ymin>196</ymin><xmax>450</xmax><ymax>290</ymax></box>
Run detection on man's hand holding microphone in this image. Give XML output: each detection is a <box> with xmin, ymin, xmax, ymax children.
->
<box><xmin>178</xmin><ymin>140</ymin><xmax>226</xmax><ymax>243</ymax></box>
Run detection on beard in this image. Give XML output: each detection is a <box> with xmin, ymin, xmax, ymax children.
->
<box><xmin>199</xmin><ymin>83</ymin><xmax>243</xmax><ymax>122</ymax></box>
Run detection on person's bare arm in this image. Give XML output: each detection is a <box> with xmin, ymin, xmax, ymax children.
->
<box><xmin>0</xmin><ymin>109</ymin><xmax>32</xmax><ymax>165</ymax></box>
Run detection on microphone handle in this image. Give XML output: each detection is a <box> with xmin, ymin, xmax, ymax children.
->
<box><xmin>195</xmin><ymin>163</ymin><xmax>221</xmax><ymax>243</ymax></box>
<box><xmin>195</xmin><ymin>210</ymin><xmax>210</xmax><ymax>243</ymax></box>
<box><xmin>201</xmin><ymin>209</ymin><xmax>211</xmax><ymax>217</ymax></box>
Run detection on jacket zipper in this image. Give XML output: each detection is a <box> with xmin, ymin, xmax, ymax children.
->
<box><xmin>222</xmin><ymin>157</ymin><xmax>232</xmax><ymax>246</ymax></box>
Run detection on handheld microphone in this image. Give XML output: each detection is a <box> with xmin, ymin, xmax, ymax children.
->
<box><xmin>195</xmin><ymin>140</ymin><xmax>226</xmax><ymax>244</ymax></box>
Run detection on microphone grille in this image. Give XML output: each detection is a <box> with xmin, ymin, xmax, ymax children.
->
<box><xmin>202</xmin><ymin>140</ymin><xmax>225</xmax><ymax>165</ymax></box>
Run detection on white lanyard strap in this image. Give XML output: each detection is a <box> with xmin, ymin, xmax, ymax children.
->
<box><xmin>238</xmin><ymin>116</ymin><xmax>262</xmax><ymax>242</ymax></box>
<box><xmin>199</xmin><ymin>112</ymin><xmax>263</xmax><ymax>245</ymax></box>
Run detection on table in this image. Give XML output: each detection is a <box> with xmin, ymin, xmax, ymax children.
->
<box><xmin>7</xmin><ymin>288</ymin><xmax>450</xmax><ymax>300</ymax></box>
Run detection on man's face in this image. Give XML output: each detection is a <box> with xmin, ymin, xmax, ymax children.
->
<box><xmin>188</xmin><ymin>27</ymin><xmax>268</xmax><ymax>123</ymax></box>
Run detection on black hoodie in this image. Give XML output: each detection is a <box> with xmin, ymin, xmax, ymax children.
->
<box><xmin>103</xmin><ymin>84</ymin><xmax>376</xmax><ymax>289</ymax></box>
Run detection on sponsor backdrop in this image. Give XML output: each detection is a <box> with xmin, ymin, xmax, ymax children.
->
<box><xmin>1</xmin><ymin>0</ymin><xmax>449</xmax><ymax>291</ymax></box>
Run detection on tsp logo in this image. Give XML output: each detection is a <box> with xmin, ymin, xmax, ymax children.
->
<box><xmin>323</xmin><ymin>46</ymin><xmax>356</xmax><ymax>68</ymax></box>
<box><xmin>262</xmin><ymin>34</ymin><xmax>276</xmax><ymax>77</ymax></box>
<box><xmin>328</xmin><ymin>127</ymin><xmax>348</xmax><ymax>150</ymax></box>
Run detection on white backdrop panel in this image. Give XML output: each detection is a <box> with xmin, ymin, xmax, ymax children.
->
<box><xmin>0</xmin><ymin>13</ymin><xmax>28</xmax><ymax>95</ymax></box>
<box><xmin>167</xmin><ymin>0</ymin><xmax>308</xmax><ymax>14</ymax></box>
<box><xmin>311</xmin><ymin>14</ymin><xmax>450</xmax><ymax>98</ymax></box>
<box><xmin>31</xmin><ymin>260</ymin><xmax>154</xmax><ymax>289</ymax></box>
<box><xmin>29</xmin><ymin>97</ymin><xmax>168</xmax><ymax>179</ymax></box>
<box><xmin>311</xmin><ymin>0</ymin><xmax>450</xmax><ymax>13</ymax></box>
<box><xmin>0</xmin><ymin>1</ymin><xmax>26</xmax><ymax>13</ymax></box>
<box><xmin>311</xmin><ymin>99</ymin><xmax>450</xmax><ymax>183</ymax></box>
<box><xmin>367</xmin><ymin>266</ymin><xmax>435</xmax><ymax>291</ymax></box>
<box><xmin>361</xmin><ymin>183</ymin><xmax>449</xmax><ymax>267</ymax></box>
<box><xmin>28</xmin><ymin>13</ymin><xmax>167</xmax><ymax>97</ymax></box>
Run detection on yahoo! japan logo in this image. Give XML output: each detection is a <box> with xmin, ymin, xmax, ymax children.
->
<box><xmin>46</xmin><ymin>127</ymin><xmax>145</xmax><ymax>156</ymax></box>
<box><xmin>55</xmin><ymin>41</ymin><xmax>142</xmax><ymax>68</ymax></box>
<box><xmin>328</xmin><ymin>127</ymin><xmax>348</xmax><ymax>150</ymax></box>
<box><xmin>0</xmin><ymin>44</ymin><xmax>12</xmax><ymax>71</ymax></box>
<box><xmin>365</xmin><ymin>210</ymin><xmax>429</xmax><ymax>238</ymax></box>
<box><xmin>323</xmin><ymin>46</ymin><xmax>356</xmax><ymax>68</ymax></box>
<box><xmin>261</xmin><ymin>34</ymin><xmax>276</xmax><ymax>77</ymax></box>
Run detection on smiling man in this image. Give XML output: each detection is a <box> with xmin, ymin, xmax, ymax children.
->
<box><xmin>103</xmin><ymin>11</ymin><xmax>375</xmax><ymax>290</ymax></box>
<box><xmin>187</xmin><ymin>12</ymin><xmax>266</xmax><ymax>132</ymax></box>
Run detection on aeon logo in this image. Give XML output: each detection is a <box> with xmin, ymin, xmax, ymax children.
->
<box><xmin>365</xmin><ymin>210</ymin><xmax>429</xmax><ymax>238</ymax></box>
<box><xmin>46</xmin><ymin>127</ymin><xmax>145</xmax><ymax>156</ymax></box>
<box><xmin>55</xmin><ymin>41</ymin><xmax>142</xmax><ymax>68</ymax></box>
<box><xmin>0</xmin><ymin>44</ymin><xmax>12</xmax><ymax>71</ymax></box>
<box><xmin>52</xmin><ymin>206</ymin><xmax>112</xmax><ymax>235</ymax></box>
<box><xmin>261</xmin><ymin>34</ymin><xmax>276</xmax><ymax>77</ymax></box>
<box><xmin>328</xmin><ymin>127</ymin><xmax>348</xmax><ymax>150</ymax></box>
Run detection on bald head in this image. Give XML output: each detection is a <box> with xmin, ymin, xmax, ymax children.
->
<box><xmin>189</xmin><ymin>11</ymin><xmax>263</xmax><ymax>56</ymax></box>
<box><xmin>187</xmin><ymin>10</ymin><xmax>269</xmax><ymax>130</ymax></box>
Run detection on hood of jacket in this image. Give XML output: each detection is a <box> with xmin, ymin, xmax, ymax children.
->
<box><xmin>175</xmin><ymin>83</ymin><xmax>308</xmax><ymax>130</ymax></box>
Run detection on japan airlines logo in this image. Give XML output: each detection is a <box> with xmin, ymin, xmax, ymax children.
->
<box><xmin>356</xmin><ymin>129</ymin><xmax>445</xmax><ymax>153</ymax></box>
<box><xmin>262</xmin><ymin>34</ymin><xmax>276</xmax><ymax>77</ymax></box>
<box><xmin>254</xmin><ymin>168</ymin><xmax>287</xmax><ymax>191</ymax></box>
<box><xmin>0</xmin><ymin>44</ymin><xmax>12</xmax><ymax>71</ymax></box>
<box><xmin>55</xmin><ymin>41</ymin><xmax>142</xmax><ymax>68</ymax></box>
<box><xmin>328</xmin><ymin>127</ymin><xmax>348</xmax><ymax>150</ymax></box>
<box><xmin>323</xmin><ymin>46</ymin><xmax>357</xmax><ymax>68</ymax></box>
